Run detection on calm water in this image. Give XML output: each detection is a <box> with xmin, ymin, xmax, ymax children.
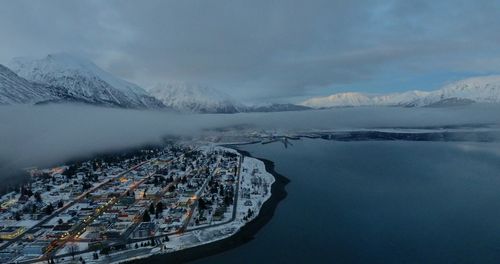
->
<box><xmin>189</xmin><ymin>139</ymin><xmax>500</xmax><ymax>264</ymax></box>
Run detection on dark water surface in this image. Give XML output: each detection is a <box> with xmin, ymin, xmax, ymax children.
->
<box><xmin>190</xmin><ymin>139</ymin><xmax>500</xmax><ymax>264</ymax></box>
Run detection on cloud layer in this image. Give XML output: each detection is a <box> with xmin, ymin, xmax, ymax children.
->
<box><xmin>2</xmin><ymin>103</ymin><xmax>500</xmax><ymax>174</ymax></box>
<box><xmin>1</xmin><ymin>0</ymin><xmax>500</xmax><ymax>102</ymax></box>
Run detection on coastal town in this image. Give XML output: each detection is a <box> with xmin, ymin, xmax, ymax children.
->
<box><xmin>0</xmin><ymin>144</ymin><xmax>275</xmax><ymax>264</ymax></box>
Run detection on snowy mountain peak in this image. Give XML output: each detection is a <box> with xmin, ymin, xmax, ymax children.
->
<box><xmin>435</xmin><ymin>75</ymin><xmax>500</xmax><ymax>103</ymax></box>
<box><xmin>11</xmin><ymin>53</ymin><xmax>103</xmax><ymax>83</ymax></box>
<box><xmin>8</xmin><ymin>53</ymin><xmax>163</xmax><ymax>109</ymax></box>
<box><xmin>149</xmin><ymin>82</ymin><xmax>240</xmax><ymax>113</ymax></box>
<box><xmin>301</xmin><ymin>92</ymin><xmax>372</xmax><ymax>107</ymax></box>
<box><xmin>300</xmin><ymin>75</ymin><xmax>500</xmax><ymax>108</ymax></box>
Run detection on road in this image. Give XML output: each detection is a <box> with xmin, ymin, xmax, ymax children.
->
<box><xmin>13</xmin><ymin>152</ymin><xmax>245</xmax><ymax>264</ymax></box>
<box><xmin>1</xmin><ymin>161</ymin><xmax>152</xmax><ymax>253</ymax></box>
<box><xmin>178</xmin><ymin>159</ymin><xmax>220</xmax><ymax>233</ymax></box>
<box><xmin>43</xmin><ymin>159</ymin><xmax>160</xmax><ymax>258</ymax></box>
<box><xmin>185</xmin><ymin>153</ymin><xmax>243</xmax><ymax>232</ymax></box>
<box><xmin>120</xmin><ymin>162</ymin><xmax>177</xmax><ymax>243</ymax></box>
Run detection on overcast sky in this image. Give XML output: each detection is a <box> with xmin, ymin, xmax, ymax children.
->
<box><xmin>1</xmin><ymin>0</ymin><xmax>500</xmax><ymax>103</ymax></box>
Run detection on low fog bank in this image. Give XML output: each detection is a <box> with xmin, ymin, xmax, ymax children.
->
<box><xmin>219</xmin><ymin>104</ymin><xmax>500</xmax><ymax>131</ymax></box>
<box><xmin>1</xmin><ymin>103</ymin><xmax>500</xmax><ymax>180</ymax></box>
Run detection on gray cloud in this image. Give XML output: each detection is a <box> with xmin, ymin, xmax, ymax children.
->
<box><xmin>1</xmin><ymin>0</ymin><xmax>500</xmax><ymax>102</ymax></box>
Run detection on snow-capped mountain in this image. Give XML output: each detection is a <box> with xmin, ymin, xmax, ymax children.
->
<box><xmin>244</xmin><ymin>103</ymin><xmax>311</xmax><ymax>112</ymax></box>
<box><xmin>419</xmin><ymin>75</ymin><xmax>500</xmax><ymax>106</ymax></box>
<box><xmin>149</xmin><ymin>83</ymin><xmax>311</xmax><ymax>113</ymax></box>
<box><xmin>149</xmin><ymin>82</ymin><xmax>241</xmax><ymax>113</ymax></box>
<box><xmin>1</xmin><ymin>54</ymin><xmax>309</xmax><ymax>113</ymax></box>
<box><xmin>301</xmin><ymin>75</ymin><xmax>500</xmax><ymax>108</ymax></box>
<box><xmin>301</xmin><ymin>92</ymin><xmax>372</xmax><ymax>108</ymax></box>
<box><xmin>372</xmin><ymin>90</ymin><xmax>431</xmax><ymax>106</ymax></box>
<box><xmin>0</xmin><ymin>64</ymin><xmax>59</xmax><ymax>105</ymax></box>
<box><xmin>8</xmin><ymin>53</ymin><xmax>164</xmax><ymax>109</ymax></box>
<box><xmin>300</xmin><ymin>91</ymin><xmax>433</xmax><ymax>108</ymax></box>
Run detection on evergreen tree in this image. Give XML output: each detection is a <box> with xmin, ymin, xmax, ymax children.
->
<box><xmin>156</xmin><ymin>202</ymin><xmax>164</xmax><ymax>214</ymax></box>
<box><xmin>14</xmin><ymin>212</ymin><xmax>21</xmax><ymax>221</ymax></box>
<box><xmin>142</xmin><ymin>210</ymin><xmax>151</xmax><ymax>222</ymax></box>
<box><xmin>34</xmin><ymin>192</ymin><xmax>42</xmax><ymax>203</ymax></box>
<box><xmin>149</xmin><ymin>203</ymin><xmax>155</xmax><ymax>215</ymax></box>
<box><xmin>198</xmin><ymin>198</ymin><xmax>207</xmax><ymax>210</ymax></box>
<box><xmin>100</xmin><ymin>247</ymin><xmax>110</xmax><ymax>255</ymax></box>
<box><xmin>44</xmin><ymin>204</ymin><xmax>54</xmax><ymax>215</ymax></box>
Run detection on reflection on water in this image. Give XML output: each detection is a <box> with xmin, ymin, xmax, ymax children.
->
<box><xmin>191</xmin><ymin>139</ymin><xmax>500</xmax><ymax>264</ymax></box>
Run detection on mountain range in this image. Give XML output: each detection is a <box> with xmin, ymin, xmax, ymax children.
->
<box><xmin>301</xmin><ymin>75</ymin><xmax>500</xmax><ymax>108</ymax></box>
<box><xmin>0</xmin><ymin>53</ymin><xmax>308</xmax><ymax>113</ymax></box>
<box><xmin>148</xmin><ymin>82</ymin><xmax>312</xmax><ymax>113</ymax></box>
<box><xmin>2</xmin><ymin>53</ymin><xmax>500</xmax><ymax>112</ymax></box>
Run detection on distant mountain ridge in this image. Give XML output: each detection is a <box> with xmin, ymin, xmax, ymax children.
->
<box><xmin>301</xmin><ymin>75</ymin><xmax>500</xmax><ymax>108</ymax></box>
<box><xmin>149</xmin><ymin>82</ymin><xmax>241</xmax><ymax>113</ymax></box>
<box><xmin>149</xmin><ymin>82</ymin><xmax>311</xmax><ymax>113</ymax></box>
<box><xmin>243</xmin><ymin>103</ymin><xmax>311</xmax><ymax>112</ymax></box>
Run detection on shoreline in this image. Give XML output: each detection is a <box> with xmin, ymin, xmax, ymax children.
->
<box><xmin>127</xmin><ymin>149</ymin><xmax>290</xmax><ymax>264</ymax></box>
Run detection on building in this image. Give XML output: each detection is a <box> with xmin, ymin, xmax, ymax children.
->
<box><xmin>119</xmin><ymin>196</ymin><xmax>135</xmax><ymax>206</ymax></box>
<box><xmin>22</xmin><ymin>242</ymin><xmax>49</xmax><ymax>255</ymax></box>
<box><xmin>53</xmin><ymin>223</ymin><xmax>72</xmax><ymax>232</ymax></box>
<box><xmin>0</xmin><ymin>226</ymin><xmax>25</xmax><ymax>240</ymax></box>
<box><xmin>132</xmin><ymin>222</ymin><xmax>157</xmax><ymax>239</ymax></box>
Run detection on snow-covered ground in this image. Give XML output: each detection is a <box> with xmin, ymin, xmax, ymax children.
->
<box><xmin>53</xmin><ymin>147</ymin><xmax>275</xmax><ymax>264</ymax></box>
